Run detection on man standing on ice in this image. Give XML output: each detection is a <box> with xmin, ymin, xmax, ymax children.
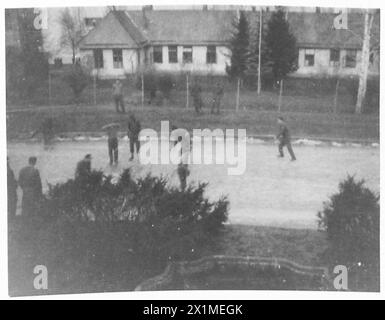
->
<box><xmin>102</xmin><ymin>123</ymin><xmax>120</xmax><ymax>165</ymax></box>
<box><xmin>127</xmin><ymin>114</ymin><xmax>141</xmax><ymax>161</ymax></box>
<box><xmin>276</xmin><ymin>116</ymin><xmax>296</xmax><ymax>161</ymax></box>
<box><xmin>18</xmin><ymin>156</ymin><xmax>42</xmax><ymax>217</ymax></box>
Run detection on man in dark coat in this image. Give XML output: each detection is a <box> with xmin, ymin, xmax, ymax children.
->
<box><xmin>102</xmin><ymin>123</ymin><xmax>120</xmax><ymax>165</ymax></box>
<box><xmin>277</xmin><ymin>117</ymin><xmax>296</xmax><ymax>161</ymax></box>
<box><xmin>7</xmin><ymin>157</ymin><xmax>18</xmax><ymax>220</ymax></box>
<box><xmin>18</xmin><ymin>157</ymin><xmax>42</xmax><ymax>217</ymax></box>
<box><xmin>211</xmin><ymin>83</ymin><xmax>224</xmax><ymax>114</ymax></box>
<box><xmin>127</xmin><ymin>114</ymin><xmax>141</xmax><ymax>161</ymax></box>
<box><xmin>191</xmin><ymin>83</ymin><xmax>203</xmax><ymax>114</ymax></box>
<box><xmin>112</xmin><ymin>79</ymin><xmax>125</xmax><ymax>113</ymax></box>
<box><xmin>75</xmin><ymin>154</ymin><xmax>92</xmax><ymax>180</ymax></box>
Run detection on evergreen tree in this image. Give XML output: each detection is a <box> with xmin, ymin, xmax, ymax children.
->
<box><xmin>265</xmin><ymin>8</ymin><xmax>298</xmax><ymax>83</ymax></box>
<box><xmin>16</xmin><ymin>8</ymin><xmax>49</xmax><ymax>97</ymax></box>
<box><xmin>226</xmin><ymin>11</ymin><xmax>250</xmax><ymax>79</ymax></box>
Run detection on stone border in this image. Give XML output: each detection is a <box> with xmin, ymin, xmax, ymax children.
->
<box><xmin>135</xmin><ymin>255</ymin><xmax>330</xmax><ymax>291</ymax></box>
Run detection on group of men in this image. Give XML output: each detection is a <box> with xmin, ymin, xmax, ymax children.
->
<box><xmin>191</xmin><ymin>82</ymin><xmax>224</xmax><ymax>115</ymax></box>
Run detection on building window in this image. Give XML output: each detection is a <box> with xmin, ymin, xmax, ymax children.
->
<box><xmin>168</xmin><ymin>46</ymin><xmax>178</xmax><ymax>63</ymax></box>
<box><xmin>206</xmin><ymin>46</ymin><xmax>217</xmax><ymax>64</ymax></box>
<box><xmin>153</xmin><ymin>46</ymin><xmax>163</xmax><ymax>63</ymax></box>
<box><xmin>113</xmin><ymin>49</ymin><xmax>123</xmax><ymax>68</ymax></box>
<box><xmin>84</xmin><ymin>18</ymin><xmax>100</xmax><ymax>28</ymax></box>
<box><xmin>183</xmin><ymin>46</ymin><xmax>193</xmax><ymax>64</ymax></box>
<box><xmin>304</xmin><ymin>49</ymin><xmax>315</xmax><ymax>67</ymax></box>
<box><xmin>329</xmin><ymin>48</ymin><xmax>340</xmax><ymax>66</ymax></box>
<box><xmin>345</xmin><ymin>49</ymin><xmax>357</xmax><ymax>68</ymax></box>
<box><xmin>93</xmin><ymin>49</ymin><xmax>103</xmax><ymax>69</ymax></box>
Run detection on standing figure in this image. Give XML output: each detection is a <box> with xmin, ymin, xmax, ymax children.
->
<box><xmin>102</xmin><ymin>123</ymin><xmax>120</xmax><ymax>165</ymax></box>
<box><xmin>7</xmin><ymin>157</ymin><xmax>18</xmax><ymax>220</ymax></box>
<box><xmin>31</xmin><ymin>117</ymin><xmax>55</xmax><ymax>146</ymax></box>
<box><xmin>211</xmin><ymin>83</ymin><xmax>224</xmax><ymax>114</ymax></box>
<box><xmin>191</xmin><ymin>83</ymin><xmax>203</xmax><ymax>114</ymax></box>
<box><xmin>127</xmin><ymin>114</ymin><xmax>141</xmax><ymax>161</ymax></box>
<box><xmin>177</xmin><ymin>162</ymin><xmax>190</xmax><ymax>191</ymax></box>
<box><xmin>18</xmin><ymin>157</ymin><xmax>42</xmax><ymax>217</ymax></box>
<box><xmin>75</xmin><ymin>154</ymin><xmax>92</xmax><ymax>180</ymax></box>
<box><xmin>112</xmin><ymin>79</ymin><xmax>125</xmax><ymax>113</ymax></box>
<box><xmin>276</xmin><ymin>117</ymin><xmax>296</xmax><ymax>161</ymax></box>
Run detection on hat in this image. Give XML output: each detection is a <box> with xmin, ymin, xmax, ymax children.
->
<box><xmin>85</xmin><ymin>154</ymin><xmax>92</xmax><ymax>159</ymax></box>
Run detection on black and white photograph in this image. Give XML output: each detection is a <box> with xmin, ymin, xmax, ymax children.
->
<box><xmin>3</xmin><ymin>1</ymin><xmax>381</xmax><ymax>298</ymax></box>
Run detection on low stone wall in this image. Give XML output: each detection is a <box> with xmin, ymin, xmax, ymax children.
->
<box><xmin>135</xmin><ymin>255</ymin><xmax>330</xmax><ymax>291</ymax></box>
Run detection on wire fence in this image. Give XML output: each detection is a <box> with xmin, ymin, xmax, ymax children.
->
<box><xmin>6</xmin><ymin>67</ymin><xmax>380</xmax><ymax>115</ymax></box>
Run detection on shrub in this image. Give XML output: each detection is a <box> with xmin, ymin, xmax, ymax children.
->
<box><xmin>317</xmin><ymin>175</ymin><xmax>379</xmax><ymax>289</ymax></box>
<box><xmin>157</xmin><ymin>73</ymin><xmax>174</xmax><ymax>99</ymax></box>
<box><xmin>136</xmin><ymin>72</ymin><xmax>157</xmax><ymax>103</ymax></box>
<box><xmin>64</xmin><ymin>65</ymin><xmax>90</xmax><ymax>100</ymax></box>
<box><xmin>44</xmin><ymin>168</ymin><xmax>229</xmax><ymax>267</ymax></box>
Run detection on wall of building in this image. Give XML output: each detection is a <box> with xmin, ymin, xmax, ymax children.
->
<box><xmin>81</xmin><ymin>48</ymin><xmax>140</xmax><ymax>79</ymax></box>
<box><xmin>295</xmin><ymin>47</ymin><xmax>379</xmax><ymax>77</ymax></box>
<box><xmin>150</xmin><ymin>45</ymin><xmax>230</xmax><ymax>75</ymax></box>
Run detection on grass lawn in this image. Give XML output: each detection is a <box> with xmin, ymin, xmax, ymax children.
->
<box><xmin>6</xmin><ymin>103</ymin><xmax>379</xmax><ymax>141</ymax></box>
<box><xmin>8</xmin><ymin>221</ymin><xmax>328</xmax><ymax>296</ymax></box>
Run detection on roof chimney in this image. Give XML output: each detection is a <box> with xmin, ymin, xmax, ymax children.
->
<box><xmin>142</xmin><ymin>5</ymin><xmax>152</xmax><ymax>29</ymax></box>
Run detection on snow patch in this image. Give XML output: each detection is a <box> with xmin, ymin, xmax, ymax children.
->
<box><xmin>292</xmin><ymin>139</ymin><xmax>323</xmax><ymax>146</ymax></box>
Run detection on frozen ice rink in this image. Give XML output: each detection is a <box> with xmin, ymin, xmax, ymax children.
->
<box><xmin>7</xmin><ymin>139</ymin><xmax>379</xmax><ymax>229</ymax></box>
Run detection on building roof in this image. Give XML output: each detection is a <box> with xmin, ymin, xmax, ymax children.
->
<box><xmin>79</xmin><ymin>9</ymin><xmax>380</xmax><ymax>50</ymax></box>
<box><xmin>127</xmin><ymin>9</ymin><xmax>236</xmax><ymax>45</ymax></box>
<box><xmin>287</xmin><ymin>11</ymin><xmax>380</xmax><ymax>49</ymax></box>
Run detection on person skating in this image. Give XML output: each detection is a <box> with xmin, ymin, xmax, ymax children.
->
<box><xmin>7</xmin><ymin>157</ymin><xmax>18</xmax><ymax>220</ymax></box>
<box><xmin>276</xmin><ymin>116</ymin><xmax>296</xmax><ymax>161</ymax></box>
<box><xmin>18</xmin><ymin>157</ymin><xmax>42</xmax><ymax>217</ymax></box>
<box><xmin>127</xmin><ymin>114</ymin><xmax>141</xmax><ymax>161</ymax></box>
<box><xmin>112</xmin><ymin>79</ymin><xmax>125</xmax><ymax>113</ymax></box>
<box><xmin>102</xmin><ymin>123</ymin><xmax>120</xmax><ymax>165</ymax></box>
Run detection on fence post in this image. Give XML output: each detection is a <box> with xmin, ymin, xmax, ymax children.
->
<box><xmin>141</xmin><ymin>73</ymin><xmax>144</xmax><ymax>108</ymax></box>
<box><xmin>278</xmin><ymin>79</ymin><xmax>283</xmax><ymax>112</ymax></box>
<box><xmin>186</xmin><ymin>73</ymin><xmax>189</xmax><ymax>109</ymax></box>
<box><xmin>93</xmin><ymin>74</ymin><xmax>96</xmax><ymax>105</ymax></box>
<box><xmin>48</xmin><ymin>71</ymin><xmax>52</xmax><ymax>105</ymax></box>
<box><xmin>236</xmin><ymin>77</ymin><xmax>240</xmax><ymax>111</ymax></box>
<box><xmin>334</xmin><ymin>78</ymin><xmax>340</xmax><ymax>113</ymax></box>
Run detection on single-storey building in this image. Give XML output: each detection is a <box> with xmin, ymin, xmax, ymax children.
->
<box><xmin>78</xmin><ymin>7</ymin><xmax>379</xmax><ymax>79</ymax></box>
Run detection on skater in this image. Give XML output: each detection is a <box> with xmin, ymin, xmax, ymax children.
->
<box><xmin>102</xmin><ymin>123</ymin><xmax>120</xmax><ymax>165</ymax></box>
<box><xmin>75</xmin><ymin>154</ymin><xmax>92</xmax><ymax>181</ymax></box>
<box><xmin>127</xmin><ymin>114</ymin><xmax>141</xmax><ymax>161</ymax></box>
<box><xmin>211</xmin><ymin>83</ymin><xmax>224</xmax><ymax>114</ymax></box>
<box><xmin>177</xmin><ymin>162</ymin><xmax>190</xmax><ymax>191</ymax></box>
<box><xmin>7</xmin><ymin>157</ymin><xmax>18</xmax><ymax>220</ymax></box>
<box><xmin>276</xmin><ymin>117</ymin><xmax>296</xmax><ymax>161</ymax></box>
<box><xmin>31</xmin><ymin>117</ymin><xmax>55</xmax><ymax>145</ymax></box>
<box><xmin>112</xmin><ymin>79</ymin><xmax>125</xmax><ymax>113</ymax></box>
<box><xmin>18</xmin><ymin>156</ymin><xmax>42</xmax><ymax>217</ymax></box>
<box><xmin>191</xmin><ymin>83</ymin><xmax>203</xmax><ymax>114</ymax></box>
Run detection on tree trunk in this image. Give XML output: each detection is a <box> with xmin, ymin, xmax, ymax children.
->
<box><xmin>236</xmin><ymin>78</ymin><xmax>240</xmax><ymax>111</ymax></box>
<box><xmin>257</xmin><ymin>9</ymin><xmax>263</xmax><ymax>95</ymax></box>
<box><xmin>356</xmin><ymin>11</ymin><xmax>374</xmax><ymax>114</ymax></box>
<box><xmin>278</xmin><ymin>79</ymin><xmax>283</xmax><ymax>112</ymax></box>
<box><xmin>334</xmin><ymin>78</ymin><xmax>340</xmax><ymax>113</ymax></box>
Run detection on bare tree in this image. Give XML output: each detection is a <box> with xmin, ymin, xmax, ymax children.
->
<box><xmin>59</xmin><ymin>8</ymin><xmax>85</xmax><ymax>64</ymax></box>
<box><xmin>356</xmin><ymin>10</ymin><xmax>375</xmax><ymax>114</ymax></box>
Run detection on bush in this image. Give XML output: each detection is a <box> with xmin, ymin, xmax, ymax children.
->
<box><xmin>44</xmin><ymin>168</ymin><xmax>229</xmax><ymax>266</ymax></box>
<box><xmin>64</xmin><ymin>65</ymin><xmax>90</xmax><ymax>100</ymax></box>
<box><xmin>136</xmin><ymin>72</ymin><xmax>157</xmax><ymax>103</ymax></box>
<box><xmin>317</xmin><ymin>175</ymin><xmax>379</xmax><ymax>290</ymax></box>
<box><xmin>157</xmin><ymin>74</ymin><xmax>175</xmax><ymax>99</ymax></box>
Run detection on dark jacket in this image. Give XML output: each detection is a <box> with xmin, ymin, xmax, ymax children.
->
<box><xmin>127</xmin><ymin>117</ymin><xmax>141</xmax><ymax>139</ymax></box>
<box><xmin>75</xmin><ymin>159</ymin><xmax>91</xmax><ymax>179</ymax></box>
<box><xmin>18</xmin><ymin>166</ymin><xmax>42</xmax><ymax>196</ymax></box>
<box><xmin>277</xmin><ymin>124</ymin><xmax>291</xmax><ymax>143</ymax></box>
